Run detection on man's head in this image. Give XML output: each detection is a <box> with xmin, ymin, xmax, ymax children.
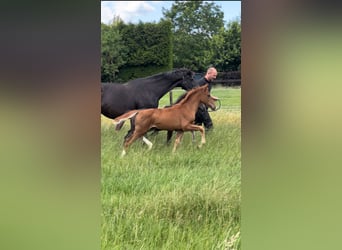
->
<box><xmin>205</xmin><ymin>67</ymin><xmax>218</xmax><ymax>82</ymax></box>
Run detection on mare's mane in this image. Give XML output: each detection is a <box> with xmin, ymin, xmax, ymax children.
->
<box><xmin>127</xmin><ymin>68</ymin><xmax>190</xmax><ymax>85</ymax></box>
<box><xmin>164</xmin><ymin>68</ymin><xmax>190</xmax><ymax>78</ymax></box>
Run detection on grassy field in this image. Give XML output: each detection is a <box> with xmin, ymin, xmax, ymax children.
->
<box><xmin>101</xmin><ymin>87</ymin><xmax>241</xmax><ymax>249</ymax></box>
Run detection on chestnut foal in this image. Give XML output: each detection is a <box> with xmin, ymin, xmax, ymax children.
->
<box><xmin>113</xmin><ymin>84</ymin><xmax>218</xmax><ymax>156</ymax></box>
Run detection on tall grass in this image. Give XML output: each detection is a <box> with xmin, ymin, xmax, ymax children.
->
<box><xmin>101</xmin><ymin>87</ymin><xmax>241</xmax><ymax>249</ymax></box>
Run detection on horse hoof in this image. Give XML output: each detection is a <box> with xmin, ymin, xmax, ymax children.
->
<box><xmin>120</xmin><ymin>150</ymin><xmax>126</xmax><ymax>157</ymax></box>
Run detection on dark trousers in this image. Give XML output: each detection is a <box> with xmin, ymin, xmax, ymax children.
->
<box><xmin>195</xmin><ymin>104</ymin><xmax>213</xmax><ymax>130</ymax></box>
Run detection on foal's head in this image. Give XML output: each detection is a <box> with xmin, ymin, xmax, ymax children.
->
<box><xmin>198</xmin><ymin>84</ymin><xmax>219</xmax><ymax>110</ymax></box>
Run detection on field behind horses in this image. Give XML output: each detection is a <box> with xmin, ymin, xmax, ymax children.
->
<box><xmin>101</xmin><ymin>87</ymin><xmax>241</xmax><ymax>249</ymax></box>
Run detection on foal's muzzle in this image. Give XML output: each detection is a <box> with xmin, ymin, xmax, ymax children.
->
<box><xmin>208</xmin><ymin>95</ymin><xmax>219</xmax><ymax>111</ymax></box>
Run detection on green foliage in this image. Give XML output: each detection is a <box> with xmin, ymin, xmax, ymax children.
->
<box><xmin>101</xmin><ymin>2</ymin><xmax>241</xmax><ymax>82</ymax></box>
<box><xmin>163</xmin><ymin>0</ymin><xmax>224</xmax><ymax>36</ymax></box>
<box><xmin>159</xmin><ymin>87</ymin><xmax>241</xmax><ymax>111</ymax></box>
<box><xmin>162</xmin><ymin>0</ymin><xmax>224</xmax><ymax>71</ymax></box>
<box><xmin>211</xmin><ymin>21</ymin><xmax>241</xmax><ymax>71</ymax></box>
<box><xmin>120</xmin><ymin>21</ymin><xmax>172</xmax><ymax>66</ymax></box>
<box><xmin>101</xmin><ymin>20</ymin><xmax>173</xmax><ymax>82</ymax></box>
<box><xmin>116</xmin><ymin>65</ymin><xmax>171</xmax><ymax>83</ymax></box>
<box><xmin>116</xmin><ymin>21</ymin><xmax>173</xmax><ymax>81</ymax></box>
<box><xmin>101</xmin><ymin>21</ymin><xmax>127</xmax><ymax>82</ymax></box>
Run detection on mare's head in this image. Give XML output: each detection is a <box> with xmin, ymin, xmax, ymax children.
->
<box><xmin>168</xmin><ymin>68</ymin><xmax>196</xmax><ymax>91</ymax></box>
<box><xmin>197</xmin><ymin>84</ymin><xmax>219</xmax><ymax>110</ymax></box>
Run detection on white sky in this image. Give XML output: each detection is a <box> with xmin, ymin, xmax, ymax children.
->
<box><xmin>101</xmin><ymin>1</ymin><xmax>241</xmax><ymax>25</ymax></box>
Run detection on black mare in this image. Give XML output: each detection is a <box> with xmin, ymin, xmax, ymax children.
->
<box><xmin>101</xmin><ymin>68</ymin><xmax>195</xmax><ymax>119</ymax></box>
<box><xmin>101</xmin><ymin>68</ymin><xmax>195</xmax><ymax>141</ymax></box>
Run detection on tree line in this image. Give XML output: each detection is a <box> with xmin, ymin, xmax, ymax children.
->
<box><xmin>101</xmin><ymin>0</ymin><xmax>241</xmax><ymax>82</ymax></box>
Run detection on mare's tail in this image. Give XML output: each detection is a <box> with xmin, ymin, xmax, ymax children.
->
<box><xmin>112</xmin><ymin>110</ymin><xmax>139</xmax><ymax>131</ymax></box>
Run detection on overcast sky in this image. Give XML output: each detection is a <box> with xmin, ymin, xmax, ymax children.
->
<box><xmin>101</xmin><ymin>1</ymin><xmax>241</xmax><ymax>25</ymax></box>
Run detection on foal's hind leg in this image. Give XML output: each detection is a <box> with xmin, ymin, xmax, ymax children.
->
<box><xmin>123</xmin><ymin>115</ymin><xmax>136</xmax><ymax>142</ymax></box>
<box><xmin>172</xmin><ymin>131</ymin><xmax>184</xmax><ymax>153</ymax></box>
<box><xmin>121</xmin><ymin>131</ymin><xmax>141</xmax><ymax>157</ymax></box>
<box><xmin>142</xmin><ymin>136</ymin><xmax>153</xmax><ymax>150</ymax></box>
<box><xmin>121</xmin><ymin>129</ymin><xmax>148</xmax><ymax>157</ymax></box>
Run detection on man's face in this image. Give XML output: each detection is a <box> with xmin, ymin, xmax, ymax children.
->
<box><xmin>208</xmin><ymin>70</ymin><xmax>217</xmax><ymax>81</ymax></box>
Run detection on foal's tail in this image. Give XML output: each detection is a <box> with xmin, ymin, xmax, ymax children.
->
<box><xmin>112</xmin><ymin>110</ymin><xmax>139</xmax><ymax>131</ymax></box>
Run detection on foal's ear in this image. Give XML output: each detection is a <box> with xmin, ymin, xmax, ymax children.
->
<box><xmin>211</xmin><ymin>95</ymin><xmax>219</xmax><ymax>101</ymax></box>
<box><xmin>202</xmin><ymin>83</ymin><xmax>209</xmax><ymax>89</ymax></box>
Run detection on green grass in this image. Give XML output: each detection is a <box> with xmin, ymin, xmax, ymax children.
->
<box><xmin>101</xmin><ymin>87</ymin><xmax>241</xmax><ymax>249</ymax></box>
<box><xmin>159</xmin><ymin>86</ymin><xmax>241</xmax><ymax>112</ymax></box>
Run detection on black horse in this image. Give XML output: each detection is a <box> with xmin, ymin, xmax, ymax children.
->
<box><xmin>101</xmin><ymin>68</ymin><xmax>195</xmax><ymax>119</ymax></box>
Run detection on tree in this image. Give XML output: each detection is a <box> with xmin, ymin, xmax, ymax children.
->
<box><xmin>115</xmin><ymin>20</ymin><xmax>174</xmax><ymax>81</ymax></box>
<box><xmin>101</xmin><ymin>18</ymin><xmax>127</xmax><ymax>82</ymax></box>
<box><xmin>162</xmin><ymin>0</ymin><xmax>224</xmax><ymax>71</ymax></box>
<box><xmin>210</xmin><ymin>20</ymin><xmax>241</xmax><ymax>71</ymax></box>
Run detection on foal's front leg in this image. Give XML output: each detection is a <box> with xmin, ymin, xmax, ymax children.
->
<box><xmin>172</xmin><ymin>131</ymin><xmax>184</xmax><ymax>153</ymax></box>
<box><xmin>185</xmin><ymin>124</ymin><xmax>205</xmax><ymax>148</ymax></box>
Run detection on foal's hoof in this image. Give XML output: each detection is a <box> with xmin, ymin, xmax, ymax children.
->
<box><xmin>120</xmin><ymin>150</ymin><xmax>126</xmax><ymax>157</ymax></box>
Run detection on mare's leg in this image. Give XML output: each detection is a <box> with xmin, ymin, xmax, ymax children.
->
<box><xmin>196</xmin><ymin>104</ymin><xmax>213</xmax><ymax>130</ymax></box>
<box><xmin>172</xmin><ymin>131</ymin><xmax>184</xmax><ymax>153</ymax></box>
<box><xmin>149</xmin><ymin>128</ymin><xmax>159</xmax><ymax>136</ymax></box>
<box><xmin>191</xmin><ymin>131</ymin><xmax>196</xmax><ymax>143</ymax></box>
<box><xmin>166</xmin><ymin>130</ymin><xmax>173</xmax><ymax>145</ymax></box>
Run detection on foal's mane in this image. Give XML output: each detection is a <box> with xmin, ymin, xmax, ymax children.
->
<box><xmin>175</xmin><ymin>85</ymin><xmax>205</xmax><ymax>106</ymax></box>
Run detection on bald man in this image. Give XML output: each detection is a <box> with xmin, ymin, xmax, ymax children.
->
<box><xmin>195</xmin><ymin>67</ymin><xmax>218</xmax><ymax>130</ymax></box>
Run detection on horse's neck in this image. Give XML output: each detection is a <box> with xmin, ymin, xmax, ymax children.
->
<box><xmin>152</xmin><ymin>75</ymin><xmax>180</xmax><ymax>98</ymax></box>
<box><xmin>181</xmin><ymin>93</ymin><xmax>202</xmax><ymax>113</ymax></box>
